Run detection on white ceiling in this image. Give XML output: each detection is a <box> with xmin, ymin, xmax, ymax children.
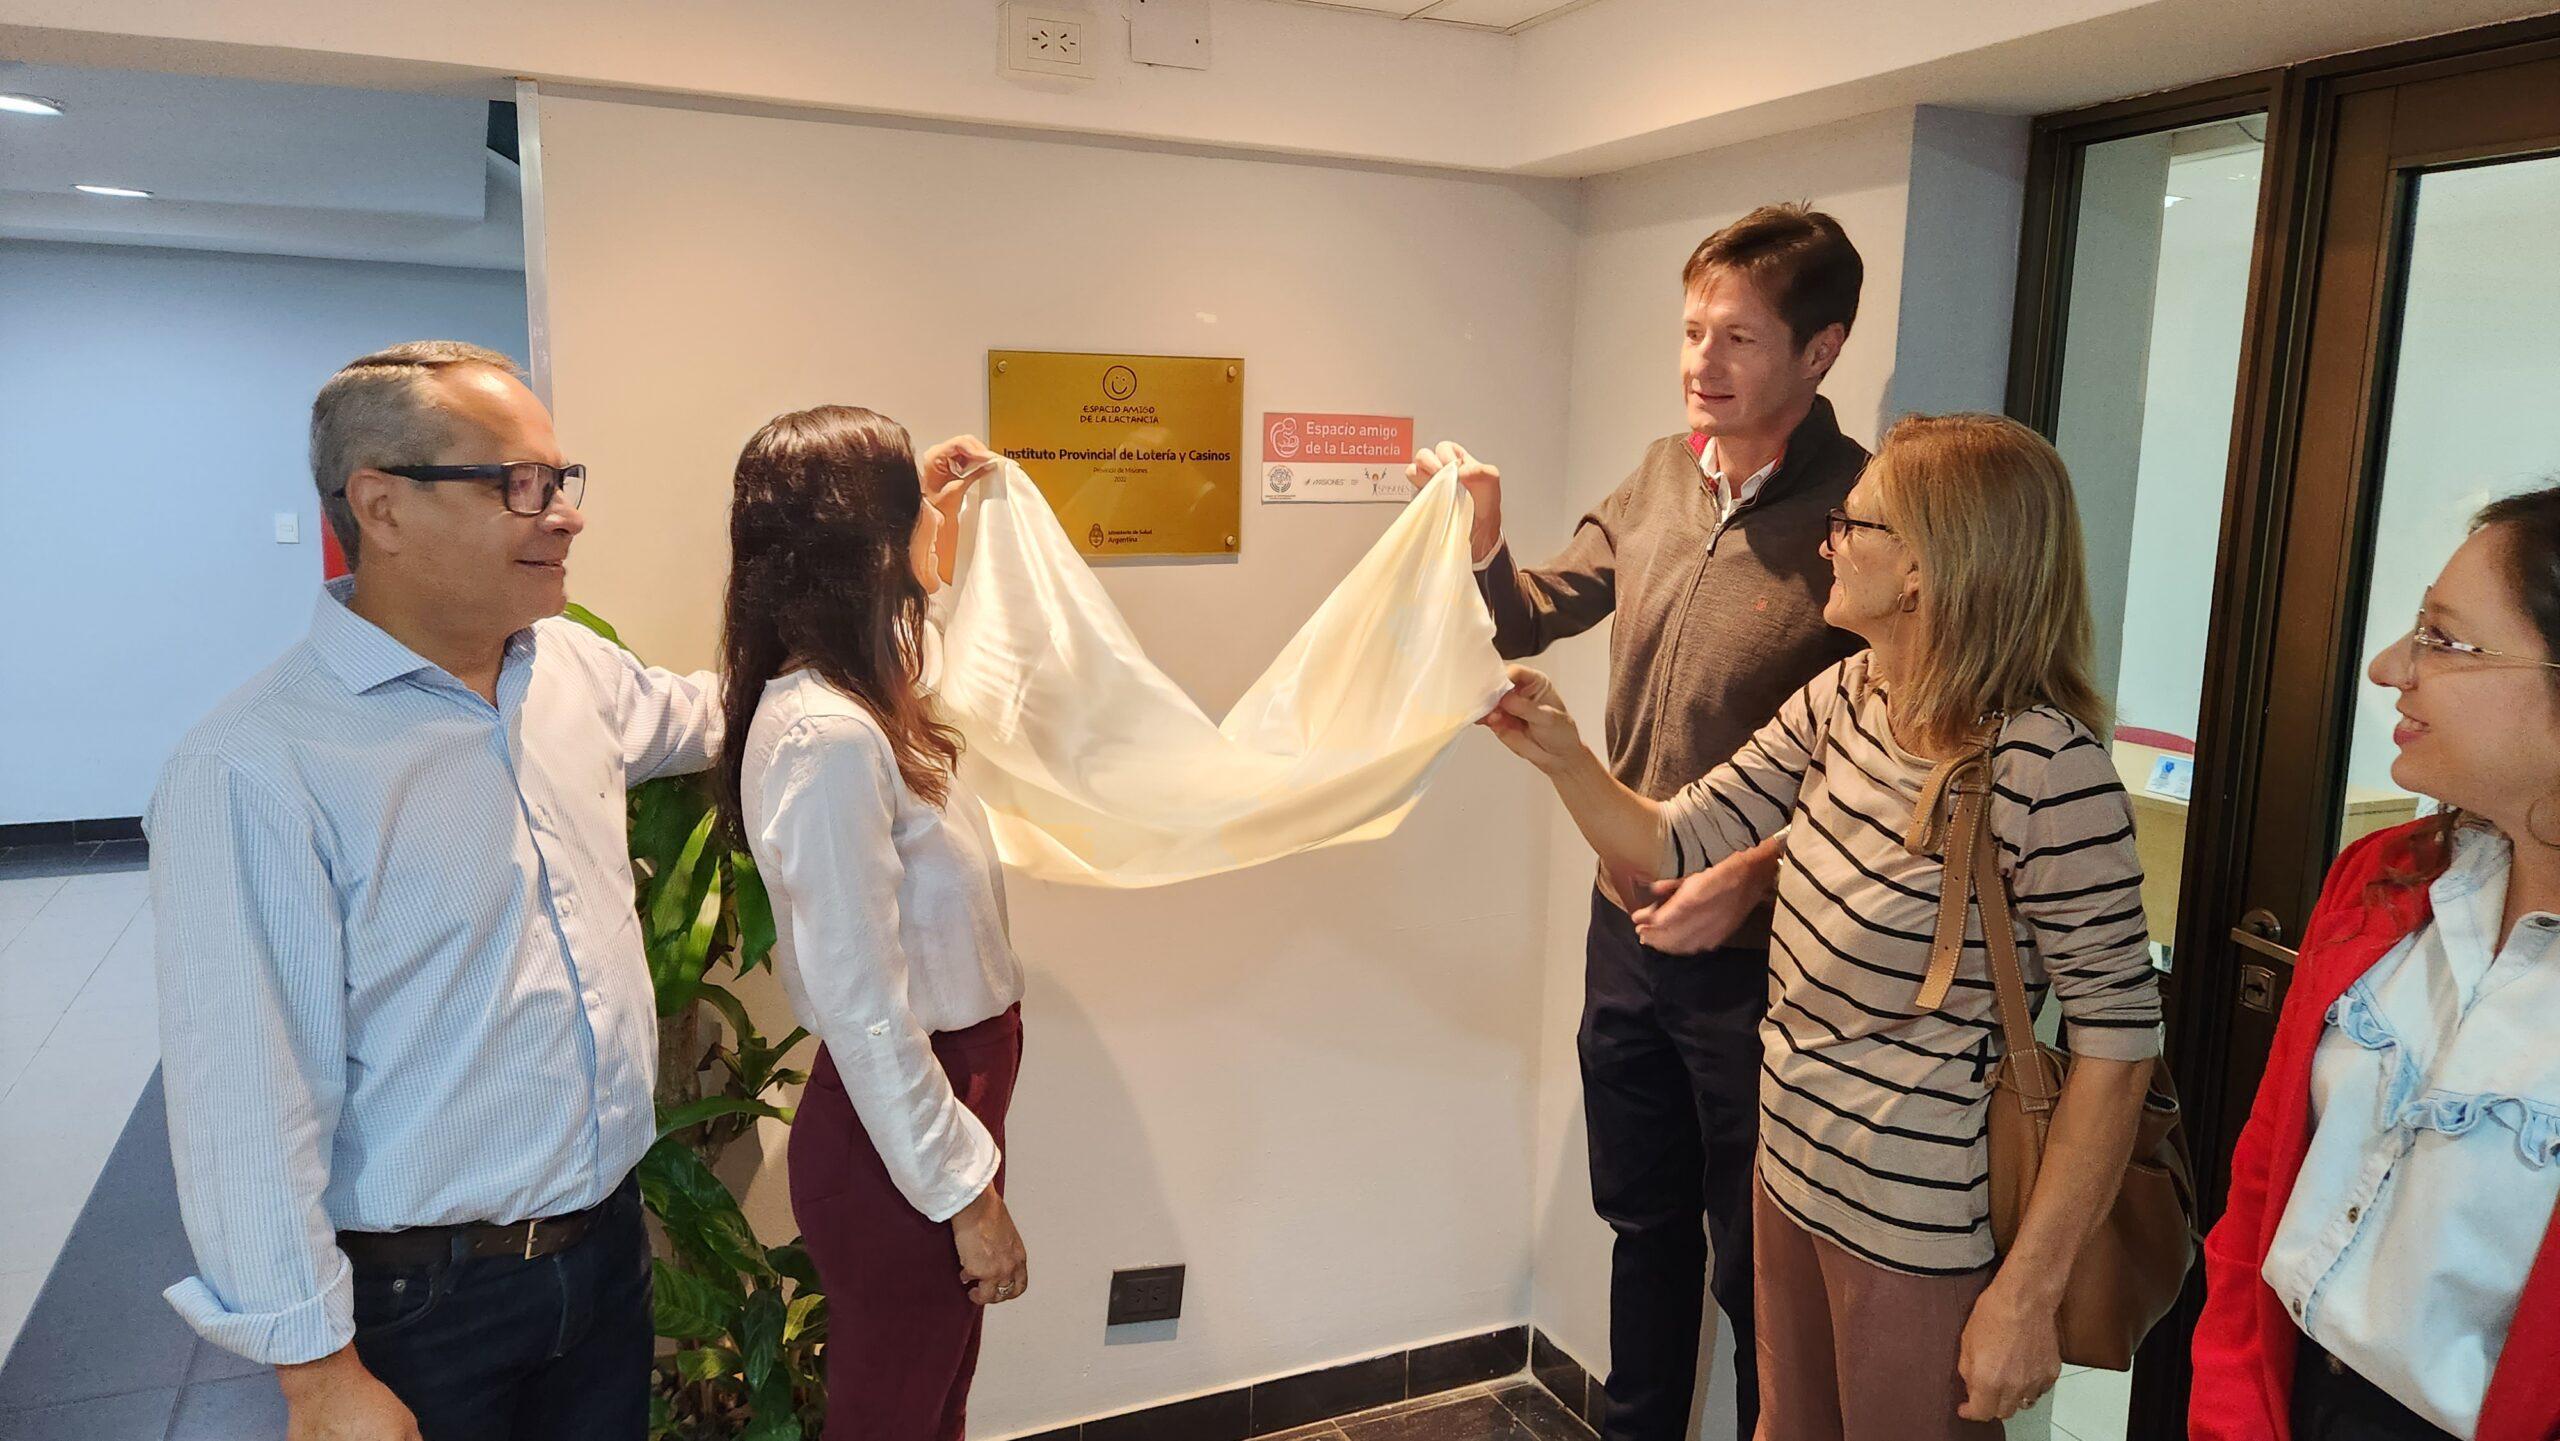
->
<box><xmin>0</xmin><ymin>62</ymin><xmax>523</xmax><ymax>269</ymax></box>
<box><xmin>1259</xmin><ymin>0</ymin><xmax>1595</xmax><ymax>32</ymax></box>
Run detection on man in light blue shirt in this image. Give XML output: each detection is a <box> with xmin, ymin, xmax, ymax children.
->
<box><xmin>149</xmin><ymin>341</ymin><xmax>719</xmax><ymax>1441</ymax></box>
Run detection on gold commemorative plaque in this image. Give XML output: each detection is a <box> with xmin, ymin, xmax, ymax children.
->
<box><xmin>988</xmin><ymin>350</ymin><xmax>1243</xmax><ymax>558</ymax></box>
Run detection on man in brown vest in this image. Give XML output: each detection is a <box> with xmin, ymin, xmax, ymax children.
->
<box><xmin>1410</xmin><ymin>204</ymin><xmax>1869</xmax><ymax>1441</ymax></box>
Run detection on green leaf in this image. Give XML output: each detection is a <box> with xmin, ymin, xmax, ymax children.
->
<box><xmin>562</xmin><ymin>602</ymin><xmax>625</xmax><ymax>649</ymax></box>
<box><xmin>729</xmin><ymin>1026</ymin><xmax>814</xmax><ymax>1099</ymax></box>
<box><xmin>737</xmin><ymin>1287</ymin><xmax>787</xmax><ymax>1392</ymax></box>
<box><xmin>650</xmin><ymin>809</ymin><xmax>721</xmax><ymax>940</ymax></box>
<box><xmin>738</xmin><ymin>1410</ymin><xmax>801</xmax><ymax>1441</ymax></box>
<box><xmin>651</xmin><ymin>1261</ymin><xmax>738</xmax><ymax>1343</ymax></box>
<box><xmin>733</xmin><ymin>855</ymin><xmax>778</xmax><ymax>972</ymax></box>
<box><xmin>698</xmin><ymin>983</ymin><xmax>756</xmax><ymax>1044</ymax></box>
<box><xmin>630</xmin><ymin>778</ymin><xmax>711</xmax><ymax>884</ymax></box>
<box><xmin>783</xmin><ymin>1292</ymin><xmax>826</xmax><ymax>1344</ymax></box>
<box><xmin>657</xmin><ymin>1094</ymin><xmax>787</xmax><ymax>1141</ymax></box>
<box><xmin>673</xmin><ymin>1345</ymin><xmax>736</xmax><ymax>1384</ymax></box>
<box><xmin>767</xmin><ymin>1242</ymin><xmax>820</xmax><ymax>1292</ymax></box>
<box><xmin>639</xmin><ymin>1138</ymin><xmax>772</xmax><ymax>1285</ymax></box>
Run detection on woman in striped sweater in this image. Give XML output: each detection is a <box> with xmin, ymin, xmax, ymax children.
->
<box><xmin>1487</xmin><ymin>414</ymin><xmax>2162</xmax><ymax>1439</ymax></box>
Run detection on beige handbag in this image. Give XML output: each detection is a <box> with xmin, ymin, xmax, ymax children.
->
<box><xmin>1907</xmin><ymin>720</ymin><xmax>2200</xmax><ymax>1371</ymax></box>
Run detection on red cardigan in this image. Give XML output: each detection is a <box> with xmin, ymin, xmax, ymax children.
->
<box><xmin>2191</xmin><ymin>819</ymin><xmax>2560</xmax><ymax>1441</ymax></box>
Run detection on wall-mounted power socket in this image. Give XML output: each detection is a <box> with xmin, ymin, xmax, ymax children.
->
<box><xmin>1000</xmin><ymin>3</ymin><xmax>1096</xmax><ymax>82</ymax></box>
<box><xmin>1106</xmin><ymin>1264</ymin><xmax>1185</xmax><ymax>1326</ymax></box>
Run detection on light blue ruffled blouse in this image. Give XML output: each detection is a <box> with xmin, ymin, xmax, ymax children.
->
<box><xmin>2262</xmin><ymin>826</ymin><xmax>2560</xmax><ymax>1439</ymax></box>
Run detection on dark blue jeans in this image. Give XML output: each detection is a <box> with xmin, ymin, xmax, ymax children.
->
<box><xmin>350</xmin><ymin>1172</ymin><xmax>651</xmax><ymax>1441</ymax></box>
<box><xmin>1579</xmin><ymin>889</ymin><xmax>1767</xmax><ymax>1441</ymax></box>
<box><xmin>2293</xmin><ymin>1336</ymin><xmax>2457</xmax><ymax>1441</ymax></box>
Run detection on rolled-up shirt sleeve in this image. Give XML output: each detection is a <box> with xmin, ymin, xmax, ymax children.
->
<box><xmin>149</xmin><ymin>754</ymin><xmax>356</xmax><ymax>1364</ymax></box>
<box><xmin>756</xmin><ymin>718</ymin><xmax>999</xmax><ymax>1222</ymax></box>
<box><xmin>2004</xmin><ymin>736</ymin><xmax>2163</xmax><ymax>1062</ymax></box>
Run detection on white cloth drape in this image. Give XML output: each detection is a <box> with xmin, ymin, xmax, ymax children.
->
<box><xmin>935</xmin><ymin>461</ymin><xmax>1510</xmax><ymax>887</ymax></box>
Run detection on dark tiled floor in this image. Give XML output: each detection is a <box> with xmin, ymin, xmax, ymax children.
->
<box><xmin>1266</xmin><ymin>1381</ymin><xmax>1593</xmax><ymax>1441</ymax></box>
<box><xmin>0</xmin><ymin>1073</ymin><xmax>285</xmax><ymax>1440</ymax></box>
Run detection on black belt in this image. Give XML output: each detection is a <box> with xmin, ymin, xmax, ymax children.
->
<box><xmin>339</xmin><ymin>1190</ymin><xmax>617</xmax><ymax>1269</ymax></box>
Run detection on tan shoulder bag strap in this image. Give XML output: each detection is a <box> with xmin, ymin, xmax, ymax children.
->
<box><xmin>1906</xmin><ymin>721</ymin><xmax>2045</xmax><ymax>1095</ymax></box>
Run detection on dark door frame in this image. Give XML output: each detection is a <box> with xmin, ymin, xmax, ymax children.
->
<box><xmin>2004</xmin><ymin>12</ymin><xmax>2560</xmax><ymax>1437</ymax></box>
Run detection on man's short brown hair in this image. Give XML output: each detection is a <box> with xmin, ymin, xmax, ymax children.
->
<box><xmin>1681</xmin><ymin>203</ymin><xmax>1863</xmax><ymax>351</ymax></box>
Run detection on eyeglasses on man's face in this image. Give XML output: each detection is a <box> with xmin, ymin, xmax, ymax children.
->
<box><xmin>336</xmin><ymin>462</ymin><xmax>587</xmax><ymax>517</ymax></box>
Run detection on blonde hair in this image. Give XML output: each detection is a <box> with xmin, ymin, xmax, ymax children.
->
<box><xmin>1868</xmin><ymin>412</ymin><xmax>2108</xmax><ymax>751</ymax></box>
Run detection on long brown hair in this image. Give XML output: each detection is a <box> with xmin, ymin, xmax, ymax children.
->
<box><xmin>1867</xmin><ymin>413</ymin><xmax>2108</xmax><ymax>753</ymax></box>
<box><xmin>2383</xmin><ymin>481</ymin><xmax>2560</xmax><ymax>893</ymax></box>
<box><xmin>717</xmin><ymin>405</ymin><xmax>961</xmax><ymax>841</ymax></box>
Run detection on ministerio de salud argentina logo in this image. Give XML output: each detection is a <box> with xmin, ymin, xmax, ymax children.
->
<box><xmin>1088</xmin><ymin>522</ymin><xmax>1107</xmax><ymax>550</ymax></box>
<box><xmin>1267</xmin><ymin>466</ymin><xmax>1294</xmax><ymax>496</ymax></box>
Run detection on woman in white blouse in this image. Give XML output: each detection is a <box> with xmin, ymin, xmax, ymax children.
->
<box><xmin>2194</xmin><ymin>484</ymin><xmax>2560</xmax><ymax>1441</ymax></box>
<box><xmin>717</xmin><ymin>405</ymin><xmax>1024</xmax><ymax>1441</ymax></box>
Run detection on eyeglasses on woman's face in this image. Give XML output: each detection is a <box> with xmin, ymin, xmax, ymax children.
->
<box><xmin>1824</xmin><ymin>507</ymin><xmax>1895</xmax><ymax>553</ymax></box>
<box><xmin>2407</xmin><ymin>612</ymin><xmax>2560</xmax><ymax>673</ymax></box>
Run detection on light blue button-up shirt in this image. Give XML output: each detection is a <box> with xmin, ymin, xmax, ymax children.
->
<box><xmin>2263</xmin><ymin>826</ymin><xmax>2560</xmax><ymax>1438</ymax></box>
<box><xmin>147</xmin><ymin>578</ymin><xmax>719</xmax><ymax>1365</ymax></box>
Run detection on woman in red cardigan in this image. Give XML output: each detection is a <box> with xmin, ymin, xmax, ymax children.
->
<box><xmin>2193</xmin><ymin>484</ymin><xmax>2560</xmax><ymax>1441</ymax></box>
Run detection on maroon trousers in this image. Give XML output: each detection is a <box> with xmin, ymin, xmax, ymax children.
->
<box><xmin>790</xmin><ymin>1006</ymin><xmax>1024</xmax><ymax>1441</ymax></box>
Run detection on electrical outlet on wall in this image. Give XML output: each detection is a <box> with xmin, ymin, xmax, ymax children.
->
<box><xmin>1000</xmin><ymin>3</ymin><xmax>1096</xmax><ymax>82</ymax></box>
<box><xmin>1106</xmin><ymin>1264</ymin><xmax>1185</xmax><ymax>1326</ymax></box>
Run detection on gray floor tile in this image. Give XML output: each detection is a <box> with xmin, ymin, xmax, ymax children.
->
<box><xmin>0</xmin><ymin>1074</ymin><xmax>197</xmax><ymax>1410</ymax></box>
<box><xmin>167</xmin><ymin>1373</ymin><xmax>287</xmax><ymax>1439</ymax></box>
<box><xmin>186</xmin><ymin>1340</ymin><xmax>267</xmax><ymax>1386</ymax></box>
<box><xmin>0</xmin><ymin>1385</ymin><xmax>177</xmax><ymax>1441</ymax></box>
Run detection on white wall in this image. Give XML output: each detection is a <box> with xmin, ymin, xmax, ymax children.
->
<box><xmin>531</xmin><ymin>92</ymin><xmax>1579</xmax><ymax>1438</ymax></box>
<box><xmin>0</xmin><ymin>242</ymin><xmax>528</xmax><ymax>824</ymax></box>
<box><xmin>13</xmin><ymin>0</ymin><xmax>2548</xmax><ymax>177</ymax></box>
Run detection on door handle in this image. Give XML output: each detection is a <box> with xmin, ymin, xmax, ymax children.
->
<box><xmin>2229</xmin><ymin>908</ymin><xmax>2299</xmax><ymax>965</ymax></box>
<box><xmin>2231</xmin><ymin>908</ymin><xmax>2297</xmax><ymax>1015</ymax></box>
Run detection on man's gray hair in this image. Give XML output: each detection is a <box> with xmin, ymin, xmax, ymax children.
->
<box><xmin>311</xmin><ymin>341</ymin><xmax>525</xmax><ymax>566</ymax></box>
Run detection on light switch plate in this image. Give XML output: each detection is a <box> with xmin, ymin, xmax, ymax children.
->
<box><xmin>1128</xmin><ymin>0</ymin><xmax>1211</xmax><ymax>70</ymax></box>
<box><xmin>274</xmin><ymin>512</ymin><xmax>301</xmax><ymax>544</ymax></box>
<box><xmin>1001</xmin><ymin>3</ymin><xmax>1096</xmax><ymax>81</ymax></box>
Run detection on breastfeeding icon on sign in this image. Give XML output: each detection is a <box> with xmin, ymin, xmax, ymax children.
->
<box><xmin>1268</xmin><ymin>415</ymin><xmax>1302</xmax><ymax>459</ymax></box>
<box><xmin>1102</xmin><ymin>366</ymin><xmax>1138</xmax><ymax>402</ymax></box>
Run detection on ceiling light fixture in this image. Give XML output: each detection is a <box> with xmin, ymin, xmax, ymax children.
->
<box><xmin>0</xmin><ymin>93</ymin><xmax>67</xmax><ymax>116</ymax></box>
<box><xmin>73</xmin><ymin>183</ymin><xmax>154</xmax><ymax>198</ymax></box>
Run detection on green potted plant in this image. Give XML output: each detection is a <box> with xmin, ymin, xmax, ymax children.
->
<box><xmin>566</xmin><ymin>604</ymin><xmax>827</xmax><ymax>1441</ymax></box>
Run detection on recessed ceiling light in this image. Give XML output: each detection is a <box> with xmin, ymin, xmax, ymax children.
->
<box><xmin>74</xmin><ymin>184</ymin><xmax>154</xmax><ymax>199</ymax></box>
<box><xmin>0</xmin><ymin>94</ymin><xmax>67</xmax><ymax>117</ymax></box>
<box><xmin>2163</xmin><ymin>194</ymin><xmax>2186</xmax><ymax>208</ymax></box>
